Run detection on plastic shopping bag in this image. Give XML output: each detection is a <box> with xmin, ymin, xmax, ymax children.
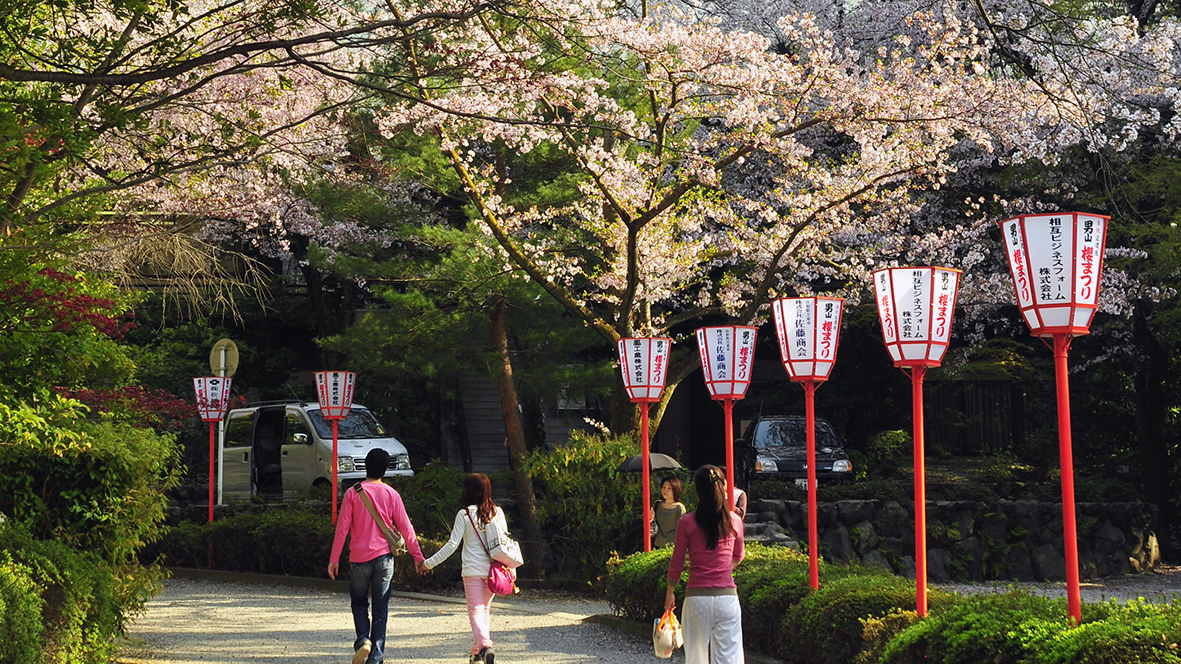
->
<box><xmin>652</xmin><ymin>607</ymin><xmax>683</xmax><ymax>658</ymax></box>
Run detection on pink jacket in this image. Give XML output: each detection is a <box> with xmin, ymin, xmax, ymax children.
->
<box><xmin>667</xmin><ymin>512</ymin><xmax>745</xmax><ymax>588</ymax></box>
<box><xmin>330</xmin><ymin>481</ymin><xmax>424</xmax><ymax>564</ymax></box>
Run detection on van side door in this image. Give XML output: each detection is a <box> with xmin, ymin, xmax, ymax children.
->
<box><xmin>222</xmin><ymin>411</ymin><xmax>254</xmax><ymax>501</ymax></box>
<box><xmin>282</xmin><ymin>408</ymin><xmax>320</xmax><ymax>496</ymax></box>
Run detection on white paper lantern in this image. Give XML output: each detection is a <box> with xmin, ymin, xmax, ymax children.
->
<box><xmin>193</xmin><ymin>377</ymin><xmax>233</xmax><ymax>422</ymax></box>
<box><xmin>771</xmin><ymin>297</ymin><xmax>844</xmax><ymax>381</ymax></box>
<box><xmin>695</xmin><ymin>326</ymin><xmax>758</xmax><ymax>399</ymax></box>
<box><xmin>315</xmin><ymin>371</ymin><xmax>357</xmax><ymax>419</ymax></box>
<box><xmin>617</xmin><ymin>338</ymin><xmax>673</xmax><ymax>403</ymax></box>
<box><xmin>872</xmin><ymin>267</ymin><xmax>960</xmax><ymax>367</ymax></box>
<box><xmin>999</xmin><ymin>212</ymin><xmax>1108</xmax><ymax>337</ymax></box>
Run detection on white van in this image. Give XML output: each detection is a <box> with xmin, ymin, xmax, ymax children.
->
<box><xmin>219</xmin><ymin>401</ymin><xmax>413</xmax><ymax>502</ymax></box>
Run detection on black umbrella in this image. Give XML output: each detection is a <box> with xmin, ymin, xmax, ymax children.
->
<box><xmin>616</xmin><ymin>453</ymin><xmax>683</xmax><ymax>473</ymax></box>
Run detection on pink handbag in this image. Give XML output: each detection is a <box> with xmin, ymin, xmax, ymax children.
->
<box><xmin>466</xmin><ymin>511</ymin><xmax>517</xmax><ymax>596</ymax></box>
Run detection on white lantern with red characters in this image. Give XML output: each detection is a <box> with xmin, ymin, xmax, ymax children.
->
<box><xmin>617</xmin><ymin>338</ymin><xmax>673</xmax><ymax>403</ymax></box>
<box><xmin>771</xmin><ymin>297</ymin><xmax>844</xmax><ymax>382</ymax></box>
<box><xmin>872</xmin><ymin>267</ymin><xmax>961</xmax><ymax>368</ymax></box>
<box><xmin>695</xmin><ymin>326</ymin><xmax>758</xmax><ymax>399</ymax></box>
<box><xmin>1000</xmin><ymin>212</ymin><xmax>1108</xmax><ymax>337</ymax></box>
<box><xmin>193</xmin><ymin>377</ymin><xmax>233</xmax><ymax>422</ymax></box>
<box><xmin>315</xmin><ymin>371</ymin><xmax>357</xmax><ymax>419</ymax></box>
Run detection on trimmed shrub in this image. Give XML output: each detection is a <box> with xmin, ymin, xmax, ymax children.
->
<box><xmin>604</xmin><ymin>547</ymin><xmax>675</xmax><ymax>623</ymax></box>
<box><xmin>0</xmin><ymin>556</ymin><xmax>41</xmax><ymax>664</ymax></box>
<box><xmin>386</xmin><ymin>462</ymin><xmax>466</xmax><ymax>539</ymax></box>
<box><xmin>1038</xmin><ymin>600</ymin><xmax>1181</xmax><ymax>664</ymax></box>
<box><xmin>524</xmin><ymin>430</ymin><xmax>643</xmax><ymax>582</ymax></box>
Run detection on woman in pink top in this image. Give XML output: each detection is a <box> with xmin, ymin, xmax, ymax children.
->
<box><xmin>664</xmin><ymin>464</ymin><xmax>745</xmax><ymax>664</ymax></box>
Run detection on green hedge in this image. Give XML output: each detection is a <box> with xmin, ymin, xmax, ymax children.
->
<box><xmin>141</xmin><ymin>507</ymin><xmax>463</xmax><ymax>591</ymax></box>
<box><xmin>606</xmin><ymin>546</ymin><xmax>1181</xmax><ymax>664</ymax></box>
<box><xmin>0</xmin><ymin>522</ymin><xmax>121</xmax><ymax>664</ymax></box>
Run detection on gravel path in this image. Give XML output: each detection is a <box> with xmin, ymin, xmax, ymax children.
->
<box><xmin>119</xmin><ymin>578</ymin><xmax>669</xmax><ymax>664</ymax></box>
<box><xmin>932</xmin><ymin>564</ymin><xmax>1181</xmax><ymax>604</ymax></box>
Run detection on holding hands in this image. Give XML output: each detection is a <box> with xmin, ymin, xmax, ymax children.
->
<box><xmin>415</xmin><ymin>559</ymin><xmax>431</xmax><ymax>575</ymax></box>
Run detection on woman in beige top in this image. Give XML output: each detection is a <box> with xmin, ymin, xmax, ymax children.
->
<box><xmin>652</xmin><ymin>476</ymin><xmax>687</xmax><ymax>548</ymax></box>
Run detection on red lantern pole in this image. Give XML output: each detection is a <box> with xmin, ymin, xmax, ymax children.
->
<box><xmin>642</xmin><ymin>404</ymin><xmax>652</xmax><ymax>551</ymax></box>
<box><xmin>909</xmin><ymin>366</ymin><xmax>929</xmax><ymax>617</ymax></box>
<box><xmin>724</xmin><ymin>398</ymin><xmax>735</xmax><ymax>508</ymax></box>
<box><xmin>1053</xmin><ymin>334</ymin><xmax>1082</xmax><ymax>624</ymax></box>
<box><xmin>803</xmin><ymin>380</ymin><xmax>820</xmax><ymax>589</ymax></box>
<box><xmin>332</xmin><ymin>418</ymin><xmax>340</xmax><ymax>524</ymax></box>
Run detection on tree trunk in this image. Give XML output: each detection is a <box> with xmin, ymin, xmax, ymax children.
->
<box><xmin>491</xmin><ymin>295</ymin><xmax>544</xmax><ymax>578</ymax></box>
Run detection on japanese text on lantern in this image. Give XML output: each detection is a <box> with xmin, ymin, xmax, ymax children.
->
<box><xmin>713</xmin><ymin>333</ymin><xmax>729</xmax><ymax>380</ymax></box>
<box><xmin>794</xmin><ymin>300</ymin><xmax>808</xmax><ymax>357</ymax></box>
<box><xmin>1079</xmin><ymin>218</ymin><xmax>1096</xmax><ymax>300</ymax></box>
<box><xmin>1049</xmin><ymin>217</ymin><xmax>1066</xmax><ymax>301</ymax></box>
<box><xmin>878</xmin><ymin>273</ymin><xmax>895</xmax><ymax>341</ymax></box>
<box><xmin>737</xmin><ymin>330</ymin><xmax>752</xmax><ymax>379</ymax></box>
<box><xmin>652</xmin><ymin>341</ymin><xmax>665</xmax><ymax>385</ymax></box>
<box><xmin>934</xmin><ymin>272</ymin><xmax>950</xmax><ymax>338</ymax></box>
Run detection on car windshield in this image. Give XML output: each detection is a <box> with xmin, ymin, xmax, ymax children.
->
<box><xmin>752</xmin><ymin>419</ymin><xmax>839</xmax><ymax>449</ymax></box>
<box><xmin>307</xmin><ymin>409</ymin><xmax>388</xmax><ymax>440</ymax></box>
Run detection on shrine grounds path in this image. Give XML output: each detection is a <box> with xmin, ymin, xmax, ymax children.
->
<box><xmin>117</xmin><ymin>567</ymin><xmax>1181</xmax><ymax>664</ymax></box>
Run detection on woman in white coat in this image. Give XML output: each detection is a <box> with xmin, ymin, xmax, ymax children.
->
<box><xmin>422</xmin><ymin>473</ymin><xmax>508</xmax><ymax>664</ymax></box>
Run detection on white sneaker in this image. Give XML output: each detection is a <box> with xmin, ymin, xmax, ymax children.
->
<box><xmin>352</xmin><ymin>639</ymin><xmax>371</xmax><ymax>664</ymax></box>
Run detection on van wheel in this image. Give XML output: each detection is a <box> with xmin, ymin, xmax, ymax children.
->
<box><xmin>310</xmin><ymin>479</ymin><xmax>332</xmax><ymax>501</ymax></box>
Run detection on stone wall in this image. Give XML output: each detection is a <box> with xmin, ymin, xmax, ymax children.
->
<box><xmin>746</xmin><ymin>499</ymin><xmax>1160</xmax><ymax>582</ymax></box>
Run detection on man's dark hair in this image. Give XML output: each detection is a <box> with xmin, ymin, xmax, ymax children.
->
<box><xmin>365</xmin><ymin>448</ymin><xmax>390</xmax><ymax>479</ymax></box>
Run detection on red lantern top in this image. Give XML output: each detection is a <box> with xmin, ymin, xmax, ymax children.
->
<box><xmin>617</xmin><ymin>337</ymin><xmax>673</xmax><ymax>403</ymax></box>
<box><xmin>872</xmin><ymin>267</ymin><xmax>960</xmax><ymax>368</ymax></box>
<box><xmin>999</xmin><ymin>212</ymin><xmax>1108</xmax><ymax>337</ymax></box>
<box><xmin>695</xmin><ymin>326</ymin><xmax>758</xmax><ymax>400</ymax></box>
<box><xmin>771</xmin><ymin>297</ymin><xmax>844</xmax><ymax>382</ymax></box>
<box><xmin>315</xmin><ymin>371</ymin><xmax>357</xmax><ymax>419</ymax></box>
<box><xmin>193</xmin><ymin>377</ymin><xmax>233</xmax><ymax>422</ymax></box>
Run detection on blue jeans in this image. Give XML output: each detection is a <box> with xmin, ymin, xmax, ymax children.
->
<box><xmin>349</xmin><ymin>554</ymin><xmax>394</xmax><ymax>664</ymax></box>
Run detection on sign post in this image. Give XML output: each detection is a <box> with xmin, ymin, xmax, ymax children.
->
<box><xmin>872</xmin><ymin>267</ymin><xmax>960</xmax><ymax>618</ymax></box>
<box><xmin>771</xmin><ymin>297</ymin><xmax>844</xmax><ymax>590</ymax></box>
<box><xmin>193</xmin><ymin>372</ymin><xmax>233</xmax><ymax>544</ymax></box>
<box><xmin>617</xmin><ymin>337</ymin><xmax>673</xmax><ymax>552</ymax></box>
<box><xmin>315</xmin><ymin>371</ymin><xmax>357</xmax><ymax>523</ymax></box>
<box><xmin>695</xmin><ymin>326</ymin><xmax>758</xmax><ymax>508</ymax></box>
<box><xmin>999</xmin><ymin>211</ymin><xmax>1108</xmax><ymax>625</ymax></box>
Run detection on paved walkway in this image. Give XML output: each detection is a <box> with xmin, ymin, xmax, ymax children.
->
<box><xmin>118</xmin><ymin>576</ymin><xmax>668</xmax><ymax>664</ymax></box>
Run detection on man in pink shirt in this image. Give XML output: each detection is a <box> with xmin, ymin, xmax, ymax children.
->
<box><xmin>328</xmin><ymin>448</ymin><xmax>426</xmax><ymax>664</ymax></box>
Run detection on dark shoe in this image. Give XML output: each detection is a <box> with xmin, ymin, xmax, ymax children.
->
<box><xmin>479</xmin><ymin>646</ymin><xmax>494</xmax><ymax>664</ymax></box>
<box><xmin>353</xmin><ymin>639</ymin><xmax>372</xmax><ymax>664</ymax></box>
<box><xmin>468</xmin><ymin>652</ymin><xmax>483</xmax><ymax>663</ymax></box>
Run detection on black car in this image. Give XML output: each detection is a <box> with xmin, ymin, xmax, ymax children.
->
<box><xmin>737</xmin><ymin>416</ymin><xmax>854</xmax><ymax>487</ymax></box>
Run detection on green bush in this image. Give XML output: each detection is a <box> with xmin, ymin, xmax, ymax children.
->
<box><xmin>0</xmin><ymin>522</ymin><xmax>121</xmax><ymax>664</ymax></box>
<box><xmin>386</xmin><ymin>461</ymin><xmax>466</xmax><ymax>539</ymax></box>
<box><xmin>878</xmin><ymin>591</ymin><xmax>1069</xmax><ymax>664</ymax></box>
<box><xmin>864</xmin><ymin>430</ymin><xmax>911</xmax><ymax>479</ymax></box>
<box><xmin>1038</xmin><ymin>600</ymin><xmax>1181</xmax><ymax>664</ymax></box>
<box><xmin>780</xmin><ymin>572</ymin><xmax>926</xmax><ymax>664</ymax></box>
<box><xmin>523</xmin><ymin>430</ymin><xmax>642</xmax><ymax>582</ymax></box>
<box><xmin>604</xmin><ymin>547</ymin><xmax>675</xmax><ymax>623</ymax></box>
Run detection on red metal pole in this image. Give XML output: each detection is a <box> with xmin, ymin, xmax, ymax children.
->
<box><xmin>642</xmin><ymin>404</ymin><xmax>652</xmax><ymax>552</ymax></box>
<box><xmin>911</xmin><ymin>366</ymin><xmax>928</xmax><ymax>618</ymax></box>
<box><xmin>724</xmin><ymin>398</ymin><xmax>735</xmax><ymax>509</ymax></box>
<box><xmin>804</xmin><ymin>380</ymin><xmax>819</xmax><ymax>590</ymax></box>
<box><xmin>208</xmin><ymin>422</ymin><xmax>216</xmax><ymax>524</ymax></box>
<box><xmin>1054</xmin><ymin>333</ymin><xmax>1082</xmax><ymax>625</ymax></box>
<box><xmin>332</xmin><ymin>418</ymin><xmax>340</xmax><ymax>524</ymax></box>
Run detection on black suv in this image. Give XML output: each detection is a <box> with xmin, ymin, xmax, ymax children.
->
<box><xmin>738</xmin><ymin>416</ymin><xmax>854</xmax><ymax>487</ymax></box>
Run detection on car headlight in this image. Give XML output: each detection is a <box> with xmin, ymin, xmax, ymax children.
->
<box><xmin>337</xmin><ymin>456</ymin><xmax>356</xmax><ymax>473</ymax></box>
<box><xmin>755</xmin><ymin>459</ymin><xmax>777</xmax><ymax>473</ymax></box>
<box><xmin>832</xmin><ymin>460</ymin><xmax>852</xmax><ymax>473</ymax></box>
<box><xmin>394</xmin><ymin>454</ymin><xmax>411</xmax><ymax>470</ymax></box>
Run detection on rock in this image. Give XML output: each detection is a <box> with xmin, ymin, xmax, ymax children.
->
<box><xmin>898</xmin><ymin>555</ymin><xmax>916</xmax><ymax>580</ymax></box>
<box><xmin>978</xmin><ymin>515</ymin><xmax>1007</xmax><ymax>548</ymax></box>
<box><xmin>952</xmin><ymin>536</ymin><xmax>984</xmax><ymax>581</ymax></box>
<box><xmin>927</xmin><ymin>548</ymin><xmax>952</xmax><ymax>583</ymax></box>
<box><xmin>821</xmin><ymin>523</ymin><xmax>856</xmax><ymax>564</ymax></box>
<box><xmin>753</xmin><ymin>499</ymin><xmax>787</xmax><ymax>515</ymax></box>
<box><xmin>1032</xmin><ymin>543</ymin><xmax>1066</xmax><ymax>581</ymax></box>
<box><xmin>861</xmin><ymin>550</ymin><xmax>894</xmax><ymax>574</ymax></box>
<box><xmin>849</xmin><ymin>520</ymin><xmax>880</xmax><ymax>557</ymax></box>
<box><xmin>1095</xmin><ymin>520</ymin><xmax>1126</xmax><ymax>555</ymax></box>
<box><xmin>873</xmin><ymin>501</ymin><xmax>909</xmax><ymax>538</ymax></box>
<box><xmin>816</xmin><ymin>503</ymin><xmax>838</xmax><ymax>528</ymax></box>
<box><xmin>836</xmin><ymin>500</ymin><xmax>875</xmax><ymax>525</ymax></box>
<box><xmin>1006</xmin><ymin>546</ymin><xmax>1034</xmax><ymax>582</ymax></box>
<box><xmin>1147</xmin><ymin>533</ymin><xmax>1162</xmax><ymax>567</ymax></box>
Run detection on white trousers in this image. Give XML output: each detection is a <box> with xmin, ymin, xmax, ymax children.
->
<box><xmin>682</xmin><ymin>594</ymin><xmax>744</xmax><ymax>664</ymax></box>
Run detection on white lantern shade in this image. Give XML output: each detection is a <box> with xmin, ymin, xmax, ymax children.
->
<box><xmin>872</xmin><ymin>267</ymin><xmax>960</xmax><ymax>368</ymax></box>
<box><xmin>617</xmin><ymin>337</ymin><xmax>673</xmax><ymax>403</ymax></box>
<box><xmin>695</xmin><ymin>326</ymin><xmax>758</xmax><ymax>400</ymax></box>
<box><xmin>193</xmin><ymin>376</ymin><xmax>233</xmax><ymax>422</ymax></box>
<box><xmin>771</xmin><ymin>297</ymin><xmax>844</xmax><ymax>381</ymax></box>
<box><xmin>315</xmin><ymin>371</ymin><xmax>357</xmax><ymax>419</ymax></box>
<box><xmin>999</xmin><ymin>212</ymin><xmax>1108</xmax><ymax>337</ymax></box>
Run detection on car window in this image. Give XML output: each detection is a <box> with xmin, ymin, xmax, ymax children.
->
<box><xmin>307</xmin><ymin>409</ymin><xmax>388</xmax><ymax>440</ymax></box>
<box><xmin>753</xmin><ymin>419</ymin><xmax>839</xmax><ymax>448</ymax></box>
<box><xmin>285</xmin><ymin>411</ymin><xmax>312</xmax><ymax>444</ymax></box>
<box><xmin>225</xmin><ymin>412</ymin><xmax>253</xmax><ymax>448</ymax></box>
